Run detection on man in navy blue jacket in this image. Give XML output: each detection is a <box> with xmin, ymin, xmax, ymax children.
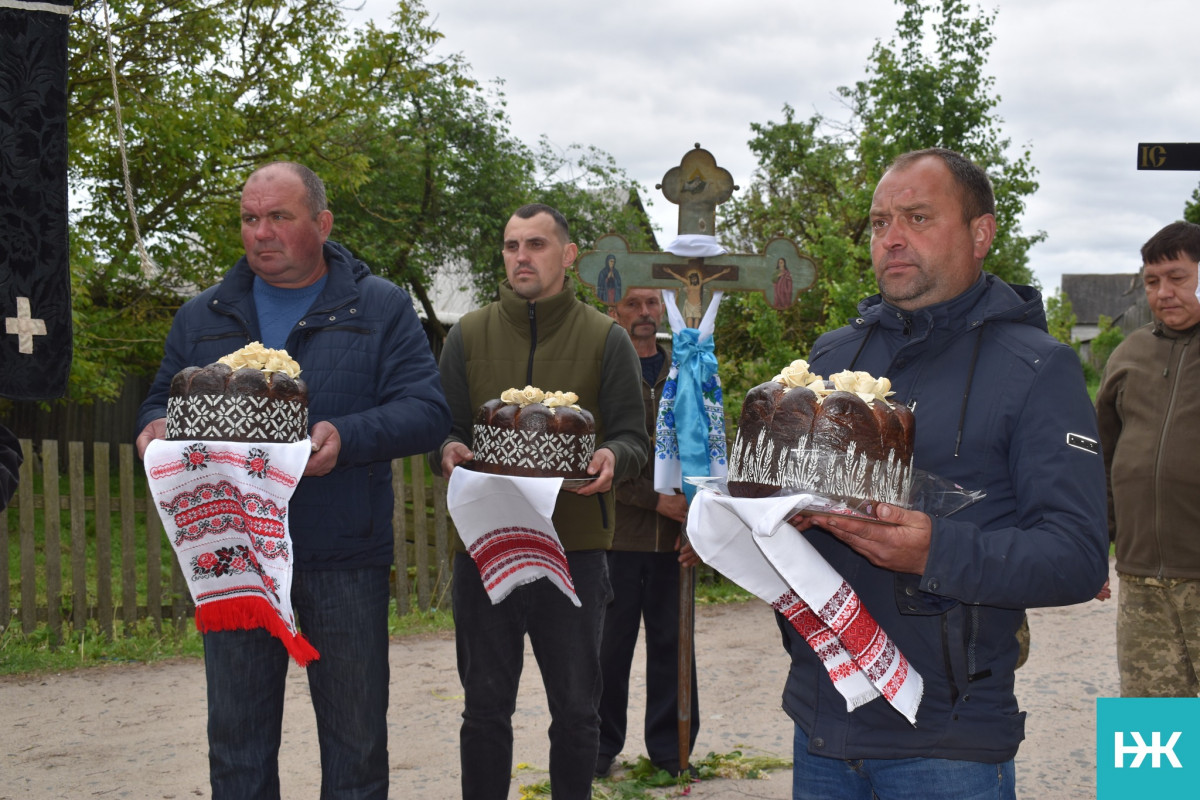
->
<box><xmin>136</xmin><ymin>162</ymin><xmax>451</xmax><ymax>800</ymax></box>
<box><xmin>782</xmin><ymin>148</ymin><xmax>1108</xmax><ymax>799</ymax></box>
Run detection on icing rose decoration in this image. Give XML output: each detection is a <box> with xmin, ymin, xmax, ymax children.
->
<box><xmin>500</xmin><ymin>386</ymin><xmax>546</xmax><ymax>406</ymax></box>
<box><xmin>774</xmin><ymin>359</ymin><xmax>820</xmax><ymax>389</ymax></box>
<box><xmin>499</xmin><ymin>386</ymin><xmax>583</xmax><ymax>411</ymax></box>
<box><xmin>218</xmin><ymin>342</ymin><xmax>302</xmax><ymax>377</ymax></box>
<box><xmin>828</xmin><ymin>370</ymin><xmax>893</xmax><ymax>401</ymax></box>
<box><xmin>543</xmin><ymin>391</ymin><xmax>580</xmax><ymax>409</ymax></box>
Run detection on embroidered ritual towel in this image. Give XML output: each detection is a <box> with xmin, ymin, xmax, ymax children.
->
<box><xmin>145</xmin><ymin>438</ymin><xmax>318</xmax><ymax>665</ymax></box>
<box><xmin>687</xmin><ymin>489</ymin><xmax>923</xmax><ymax>724</ymax></box>
<box><xmin>654</xmin><ymin>289</ymin><xmax>728</xmax><ymax>502</ymax></box>
<box><xmin>446</xmin><ymin>467</ymin><xmax>580</xmax><ymax>606</ymax></box>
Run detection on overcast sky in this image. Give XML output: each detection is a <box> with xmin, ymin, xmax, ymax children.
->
<box><xmin>354</xmin><ymin>0</ymin><xmax>1200</xmax><ymax>294</ymax></box>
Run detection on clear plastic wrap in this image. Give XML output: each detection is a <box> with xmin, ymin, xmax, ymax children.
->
<box><xmin>692</xmin><ymin>446</ymin><xmax>985</xmax><ymax>523</ymax></box>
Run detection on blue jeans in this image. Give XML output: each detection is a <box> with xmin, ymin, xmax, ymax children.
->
<box><xmin>204</xmin><ymin>566</ymin><xmax>391</xmax><ymax>800</ymax></box>
<box><xmin>598</xmin><ymin>549</ymin><xmax>699</xmax><ymax>770</ymax></box>
<box><xmin>453</xmin><ymin>550</ymin><xmax>612</xmax><ymax>800</ymax></box>
<box><xmin>792</xmin><ymin>725</ymin><xmax>1015</xmax><ymax>800</ymax></box>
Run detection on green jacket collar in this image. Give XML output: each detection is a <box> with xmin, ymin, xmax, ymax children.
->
<box><xmin>498</xmin><ymin>276</ymin><xmax>580</xmax><ymax>339</ymax></box>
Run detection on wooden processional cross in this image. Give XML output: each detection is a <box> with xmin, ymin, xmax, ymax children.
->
<box><xmin>576</xmin><ymin>145</ymin><xmax>817</xmax><ymax>775</ymax></box>
<box><xmin>577</xmin><ymin>144</ymin><xmax>816</xmax><ymax>322</ymax></box>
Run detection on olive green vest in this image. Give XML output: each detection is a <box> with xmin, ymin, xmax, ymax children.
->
<box><xmin>457</xmin><ymin>278</ymin><xmax>618</xmax><ymax>549</ymax></box>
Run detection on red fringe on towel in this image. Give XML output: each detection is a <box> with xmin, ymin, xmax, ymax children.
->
<box><xmin>194</xmin><ymin>597</ymin><xmax>320</xmax><ymax>666</ymax></box>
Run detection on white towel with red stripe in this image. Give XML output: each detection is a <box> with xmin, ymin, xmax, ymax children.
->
<box><xmin>687</xmin><ymin>489</ymin><xmax>923</xmax><ymax>724</ymax></box>
<box><xmin>446</xmin><ymin>468</ymin><xmax>579</xmax><ymax>607</ymax></box>
<box><xmin>144</xmin><ymin>438</ymin><xmax>318</xmax><ymax>665</ymax></box>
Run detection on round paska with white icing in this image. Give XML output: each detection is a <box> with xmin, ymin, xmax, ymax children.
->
<box><xmin>727</xmin><ymin>360</ymin><xmax>914</xmax><ymax>505</ymax></box>
<box><xmin>471</xmin><ymin>386</ymin><xmax>596</xmax><ymax>479</ymax></box>
<box><xmin>166</xmin><ymin>342</ymin><xmax>309</xmax><ymax>443</ymax></box>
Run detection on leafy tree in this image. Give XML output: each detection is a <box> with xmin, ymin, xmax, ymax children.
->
<box><xmin>68</xmin><ymin>0</ymin><xmax>412</xmax><ymax>401</ymax></box>
<box><xmin>1044</xmin><ymin>289</ymin><xmax>1077</xmax><ymax>346</ymax></box>
<box><xmin>1088</xmin><ymin>314</ymin><xmax>1124</xmax><ymax>372</ymax></box>
<box><xmin>715</xmin><ymin>0</ymin><xmax>1043</xmax><ymax>420</ymax></box>
<box><xmin>1078</xmin><ymin>313</ymin><xmax>1123</xmax><ymax>398</ymax></box>
<box><xmin>334</xmin><ymin>92</ymin><xmax>651</xmax><ymax>341</ymax></box>
<box><xmin>1185</xmin><ymin>184</ymin><xmax>1200</xmax><ymax>225</ymax></box>
<box><xmin>63</xmin><ymin>0</ymin><xmax>642</xmax><ymax>402</ymax></box>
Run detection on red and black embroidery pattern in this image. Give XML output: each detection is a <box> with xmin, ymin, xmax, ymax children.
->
<box><xmin>149</xmin><ymin>444</ymin><xmax>299</xmax><ymax>489</ymax></box>
<box><xmin>144</xmin><ymin>438</ymin><xmax>316</xmax><ymax>665</ymax></box>
<box><xmin>162</xmin><ymin>479</ymin><xmax>287</xmax><ymax>557</ymax></box>
<box><xmin>245</xmin><ymin>447</ymin><xmax>269</xmax><ymax>478</ymax></box>
<box><xmin>182</xmin><ymin>442</ymin><xmax>210</xmax><ymax>471</ymax></box>
<box><xmin>191</xmin><ymin>545</ymin><xmax>280</xmax><ymax>600</ymax></box>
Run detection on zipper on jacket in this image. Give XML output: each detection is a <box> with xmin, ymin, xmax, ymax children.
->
<box><xmin>846</xmin><ymin>328</ymin><xmax>874</xmax><ymax>371</ymax></box>
<box><xmin>952</xmin><ymin>329</ymin><xmax>985</xmax><ymax>458</ymax></box>
<box><xmin>1153</xmin><ymin>334</ymin><xmax>1193</xmax><ymax>578</ymax></box>
<box><xmin>941</xmin><ymin>614</ymin><xmax>958</xmax><ymax>706</ymax></box>
<box><xmin>526</xmin><ymin>303</ymin><xmax>537</xmax><ymax>385</ymax></box>
<box><xmin>965</xmin><ymin>606</ymin><xmax>993</xmax><ymax>683</ymax></box>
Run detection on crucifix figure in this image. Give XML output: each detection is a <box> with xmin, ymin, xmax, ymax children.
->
<box><xmin>577</xmin><ymin>145</ymin><xmax>816</xmax><ymax>320</ymax></box>
<box><xmin>661</xmin><ymin>262</ymin><xmax>734</xmax><ymax>327</ymax></box>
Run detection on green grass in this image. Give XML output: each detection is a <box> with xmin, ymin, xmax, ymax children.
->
<box><xmin>389</xmin><ymin>603</ymin><xmax>454</xmax><ymax>637</ymax></box>
<box><xmin>3</xmin><ymin>456</ymin><xmax>452</xmax><ymax>670</ymax></box>
<box><xmin>4</xmin><ymin>459</ymin><xmax>750</xmax><ymax>678</ymax></box>
<box><xmin>1</xmin><ymin>579</ymin><xmax>752</xmax><ymax>676</ymax></box>
<box><xmin>0</xmin><ymin>598</ymin><xmax>453</xmax><ymax>676</ymax></box>
<box><xmin>695</xmin><ymin>573</ymin><xmax>753</xmax><ymax>605</ymax></box>
<box><xmin>0</xmin><ymin>616</ymin><xmax>205</xmax><ymax>675</ymax></box>
<box><xmin>519</xmin><ymin>751</ymin><xmax>792</xmax><ymax>798</ymax></box>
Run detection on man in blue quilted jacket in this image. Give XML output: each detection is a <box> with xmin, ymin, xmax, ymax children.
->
<box><xmin>782</xmin><ymin>148</ymin><xmax>1108</xmax><ymax>800</ymax></box>
<box><xmin>136</xmin><ymin>161</ymin><xmax>451</xmax><ymax>800</ymax></box>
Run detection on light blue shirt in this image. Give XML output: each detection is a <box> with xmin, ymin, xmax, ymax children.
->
<box><xmin>252</xmin><ymin>275</ymin><xmax>327</xmax><ymax>349</ymax></box>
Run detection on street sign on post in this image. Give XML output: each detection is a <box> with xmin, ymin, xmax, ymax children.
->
<box><xmin>1137</xmin><ymin>143</ymin><xmax>1200</xmax><ymax>171</ymax></box>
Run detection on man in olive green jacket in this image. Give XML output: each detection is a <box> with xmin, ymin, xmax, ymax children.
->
<box><xmin>1097</xmin><ymin>220</ymin><xmax>1200</xmax><ymax>697</ymax></box>
<box><xmin>434</xmin><ymin>203</ymin><xmax>648</xmax><ymax>800</ymax></box>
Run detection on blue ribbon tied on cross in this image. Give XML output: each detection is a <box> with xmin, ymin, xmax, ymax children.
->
<box><xmin>672</xmin><ymin>327</ymin><xmax>719</xmax><ymax>502</ymax></box>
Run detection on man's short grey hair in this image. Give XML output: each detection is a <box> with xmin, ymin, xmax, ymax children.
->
<box><xmin>255</xmin><ymin>161</ymin><xmax>328</xmax><ymax>219</ymax></box>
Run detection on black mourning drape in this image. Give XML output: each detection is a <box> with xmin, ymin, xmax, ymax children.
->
<box><xmin>0</xmin><ymin>0</ymin><xmax>72</xmax><ymax>400</ymax></box>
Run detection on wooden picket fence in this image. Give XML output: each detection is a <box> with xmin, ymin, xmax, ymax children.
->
<box><xmin>0</xmin><ymin>439</ymin><xmax>454</xmax><ymax>641</ymax></box>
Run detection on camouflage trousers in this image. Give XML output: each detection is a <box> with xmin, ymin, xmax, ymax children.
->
<box><xmin>1117</xmin><ymin>572</ymin><xmax>1200</xmax><ymax>697</ymax></box>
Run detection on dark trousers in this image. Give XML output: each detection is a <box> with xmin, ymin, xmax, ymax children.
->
<box><xmin>597</xmin><ymin>549</ymin><xmax>700</xmax><ymax>770</ymax></box>
<box><xmin>453</xmin><ymin>549</ymin><xmax>612</xmax><ymax>800</ymax></box>
<box><xmin>203</xmin><ymin>566</ymin><xmax>391</xmax><ymax>800</ymax></box>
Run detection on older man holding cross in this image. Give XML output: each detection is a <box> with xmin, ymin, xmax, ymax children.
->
<box><xmin>596</xmin><ymin>287</ymin><xmax>701</xmax><ymax>778</ymax></box>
